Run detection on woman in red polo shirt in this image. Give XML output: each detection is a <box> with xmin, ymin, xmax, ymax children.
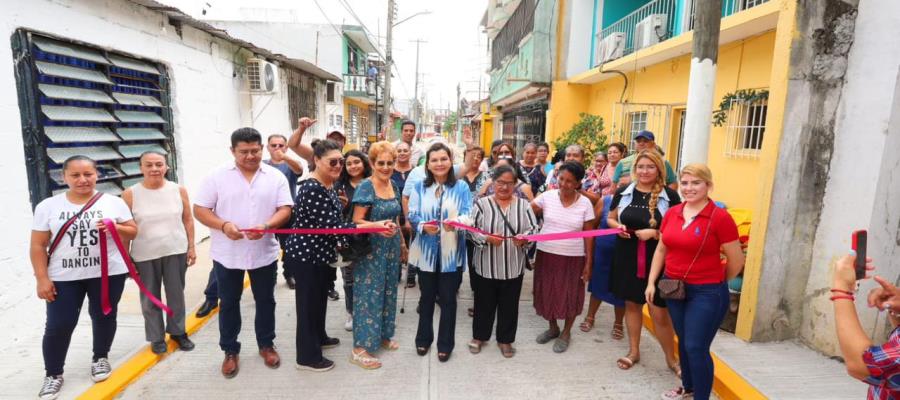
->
<box><xmin>645</xmin><ymin>164</ymin><xmax>745</xmax><ymax>400</ymax></box>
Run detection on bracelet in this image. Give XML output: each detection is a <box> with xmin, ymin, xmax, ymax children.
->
<box><xmin>221</xmin><ymin>221</ymin><xmax>232</xmax><ymax>231</ymax></box>
<box><xmin>830</xmin><ymin>295</ymin><xmax>855</xmax><ymax>302</ymax></box>
<box><xmin>830</xmin><ymin>288</ymin><xmax>854</xmax><ymax>295</ymax></box>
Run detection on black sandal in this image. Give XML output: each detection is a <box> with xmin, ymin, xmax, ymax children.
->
<box><xmin>437</xmin><ymin>352</ymin><xmax>451</xmax><ymax>362</ymax></box>
<box><xmin>416</xmin><ymin>346</ymin><xmax>429</xmax><ymax>356</ymax></box>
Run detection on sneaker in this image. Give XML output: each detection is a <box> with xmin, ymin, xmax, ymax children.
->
<box><xmin>90</xmin><ymin>358</ymin><xmax>112</xmax><ymax>382</ymax></box>
<box><xmin>344</xmin><ymin>315</ymin><xmax>353</xmax><ymax>332</ymax></box>
<box><xmin>661</xmin><ymin>387</ymin><xmax>694</xmax><ymax>400</ymax></box>
<box><xmin>327</xmin><ymin>289</ymin><xmax>340</xmax><ymax>301</ymax></box>
<box><xmin>38</xmin><ymin>375</ymin><xmax>63</xmax><ymax>400</ymax></box>
<box><xmin>172</xmin><ymin>334</ymin><xmax>195</xmax><ymax>351</ymax></box>
<box><xmin>150</xmin><ymin>341</ymin><xmax>168</xmax><ymax>355</ymax></box>
<box><xmin>296</xmin><ymin>357</ymin><xmax>335</xmax><ymax>372</ymax></box>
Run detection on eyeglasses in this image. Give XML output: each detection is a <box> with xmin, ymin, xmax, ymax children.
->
<box><xmin>495</xmin><ymin>180</ymin><xmax>517</xmax><ymax>188</ymax></box>
<box><xmin>375</xmin><ymin>160</ymin><xmax>395</xmax><ymax>167</ymax></box>
<box><xmin>326</xmin><ymin>158</ymin><xmax>345</xmax><ymax>168</ymax></box>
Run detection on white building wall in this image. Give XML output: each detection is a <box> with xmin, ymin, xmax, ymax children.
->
<box><xmin>0</xmin><ymin>0</ymin><xmax>292</xmax><ymax>338</ymax></box>
<box><xmin>799</xmin><ymin>0</ymin><xmax>900</xmax><ymax>354</ymax></box>
<box><xmin>563</xmin><ymin>0</ymin><xmax>596</xmax><ymax>79</ymax></box>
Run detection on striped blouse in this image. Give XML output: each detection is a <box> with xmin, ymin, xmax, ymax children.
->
<box><xmin>469</xmin><ymin>196</ymin><xmax>539</xmax><ymax>280</ymax></box>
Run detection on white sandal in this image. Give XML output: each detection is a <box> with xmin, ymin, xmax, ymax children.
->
<box><xmin>350</xmin><ymin>349</ymin><xmax>381</xmax><ymax>370</ymax></box>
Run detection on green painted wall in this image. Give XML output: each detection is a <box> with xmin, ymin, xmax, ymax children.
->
<box><xmin>601</xmin><ymin>0</ymin><xmax>651</xmax><ymax>29</ymax></box>
<box><xmin>489</xmin><ymin>0</ymin><xmax>555</xmax><ymax>103</ymax></box>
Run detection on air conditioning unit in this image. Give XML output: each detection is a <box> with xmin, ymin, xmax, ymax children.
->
<box><xmin>635</xmin><ymin>14</ymin><xmax>668</xmax><ymax>50</ymax></box>
<box><xmin>247</xmin><ymin>58</ymin><xmax>279</xmax><ymax>94</ymax></box>
<box><xmin>597</xmin><ymin>33</ymin><xmax>626</xmax><ymax>64</ymax></box>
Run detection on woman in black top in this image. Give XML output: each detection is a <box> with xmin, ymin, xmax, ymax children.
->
<box><xmin>607</xmin><ymin>150</ymin><xmax>681</xmax><ymax>377</ymax></box>
<box><xmin>284</xmin><ymin>140</ymin><xmax>391</xmax><ymax>372</ymax></box>
<box><xmin>335</xmin><ymin>150</ymin><xmax>372</xmax><ymax>330</ymax></box>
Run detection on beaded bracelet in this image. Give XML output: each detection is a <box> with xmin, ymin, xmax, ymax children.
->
<box><xmin>830</xmin><ymin>294</ymin><xmax>855</xmax><ymax>302</ymax></box>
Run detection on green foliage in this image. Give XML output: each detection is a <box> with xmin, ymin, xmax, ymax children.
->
<box><xmin>551</xmin><ymin>113</ymin><xmax>608</xmax><ymax>164</ymax></box>
<box><xmin>442</xmin><ymin>111</ymin><xmax>458</xmax><ymax>134</ymax></box>
<box><xmin>712</xmin><ymin>89</ymin><xmax>769</xmax><ymax>127</ymax></box>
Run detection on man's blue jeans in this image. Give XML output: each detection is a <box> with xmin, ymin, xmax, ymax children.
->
<box><xmin>214</xmin><ymin>261</ymin><xmax>277</xmax><ymax>354</ymax></box>
<box><xmin>666</xmin><ymin>281</ymin><xmax>729</xmax><ymax>400</ymax></box>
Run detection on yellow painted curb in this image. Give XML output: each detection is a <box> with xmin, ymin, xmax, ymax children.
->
<box><xmin>641</xmin><ymin>307</ymin><xmax>767</xmax><ymax>400</ymax></box>
<box><xmin>77</xmin><ymin>277</ymin><xmax>251</xmax><ymax>400</ymax></box>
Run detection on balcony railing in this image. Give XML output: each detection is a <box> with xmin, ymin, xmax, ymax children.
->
<box><xmin>594</xmin><ymin>0</ymin><xmax>770</xmax><ymax>66</ymax></box>
<box><xmin>343</xmin><ymin>74</ymin><xmax>375</xmax><ymax>98</ymax></box>
<box><xmin>491</xmin><ymin>0</ymin><xmax>535</xmax><ymax>70</ymax></box>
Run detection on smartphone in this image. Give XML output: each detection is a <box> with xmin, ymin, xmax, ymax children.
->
<box><xmin>852</xmin><ymin>230</ymin><xmax>867</xmax><ymax>280</ymax></box>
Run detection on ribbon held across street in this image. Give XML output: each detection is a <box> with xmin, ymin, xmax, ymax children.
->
<box><xmin>99</xmin><ymin>219</ymin><xmax>173</xmax><ymax>316</ymax></box>
<box><xmin>424</xmin><ymin>220</ymin><xmax>624</xmax><ymax>242</ymax></box>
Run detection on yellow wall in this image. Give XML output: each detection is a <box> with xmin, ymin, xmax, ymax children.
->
<box><xmin>342</xmin><ymin>97</ymin><xmax>371</xmax><ymax>151</ymax></box>
<box><xmin>547</xmin><ymin>31</ymin><xmax>777</xmax><ymax>210</ymax></box>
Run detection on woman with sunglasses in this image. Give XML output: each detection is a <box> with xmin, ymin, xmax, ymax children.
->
<box><xmin>335</xmin><ymin>150</ymin><xmax>372</xmax><ymax>332</ymax></box>
<box><xmin>408</xmin><ymin>143</ymin><xmax>472</xmax><ymax>362</ymax></box>
<box><xmin>284</xmin><ymin>140</ymin><xmax>393</xmax><ymax>372</ymax></box>
<box><xmin>349</xmin><ymin>141</ymin><xmax>407</xmax><ymax>369</ymax></box>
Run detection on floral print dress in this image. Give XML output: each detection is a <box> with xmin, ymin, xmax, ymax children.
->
<box><xmin>351</xmin><ymin>179</ymin><xmax>403</xmax><ymax>353</ymax></box>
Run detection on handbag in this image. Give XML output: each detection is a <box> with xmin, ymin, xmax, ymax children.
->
<box><xmin>658</xmin><ymin>208</ymin><xmax>716</xmax><ymax>300</ymax></box>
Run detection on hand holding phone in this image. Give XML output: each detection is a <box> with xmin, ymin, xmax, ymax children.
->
<box><xmin>852</xmin><ymin>230</ymin><xmax>868</xmax><ymax>280</ymax></box>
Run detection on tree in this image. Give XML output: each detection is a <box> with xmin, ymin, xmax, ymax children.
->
<box><xmin>442</xmin><ymin>111</ymin><xmax>458</xmax><ymax>135</ymax></box>
<box><xmin>551</xmin><ymin>113</ymin><xmax>608</xmax><ymax>164</ymax></box>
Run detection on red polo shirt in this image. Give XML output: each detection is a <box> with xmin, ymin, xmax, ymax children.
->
<box><xmin>660</xmin><ymin>200</ymin><xmax>739</xmax><ymax>284</ymax></box>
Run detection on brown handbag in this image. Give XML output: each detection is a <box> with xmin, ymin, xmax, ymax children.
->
<box><xmin>658</xmin><ymin>208</ymin><xmax>715</xmax><ymax>300</ymax></box>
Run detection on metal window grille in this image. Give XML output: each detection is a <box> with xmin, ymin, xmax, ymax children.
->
<box><xmin>326</xmin><ymin>82</ymin><xmax>336</xmax><ymax>103</ymax></box>
<box><xmin>609</xmin><ymin>103</ymin><xmax>674</xmax><ymax>155</ymax></box>
<box><xmin>283</xmin><ymin>68</ymin><xmax>317</xmax><ymax>130</ymax></box>
<box><xmin>12</xmin><ymin>30</ymin><xmax>176</xmax><ymax>207</ymax></box>
<box><xmin>724</xmin><ymin>97</ymin><xmax>767</xmax><ymax>158</ymax></box>
<box><xmin>348</xmin><ymin>105</ymin><xmax>360</xmax><ymax>142</ymax></box>
<box><xmin>491</xmin><ymin>0</ymin><xmax>535</xmax><ymax>70</ymax></box>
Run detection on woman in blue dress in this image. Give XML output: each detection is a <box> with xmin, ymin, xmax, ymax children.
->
<box><xmin>408</xmin><ymin>142</ymin><xmax>472</xmax><ymax>362</ymax></box>
<box><xmin>349</xmin><ymin>141</ymin><xmax>406</xmax><ymax>369</ymax></box>
<box><xmin>579</xmin><ymin>195</ymin><xmax>626</xmax><ymax>339</ymax></box>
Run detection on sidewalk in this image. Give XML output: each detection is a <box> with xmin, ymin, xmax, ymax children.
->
<box><xmin>0</xmin><ymin>239</ymin><xmax>215</xmax><ymax>400</ymax></box>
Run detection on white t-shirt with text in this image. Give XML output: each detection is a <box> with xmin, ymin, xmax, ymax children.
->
<box><xmin>32</xmin><ymin>192</ymin><xmax>134</xmax><ymax>281</ymax></box>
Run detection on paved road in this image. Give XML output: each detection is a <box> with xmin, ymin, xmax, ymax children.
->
<box><xmin>121</xmin><ymin>266</ymin><xmax>685</xmax><ymax>400</ymax></box>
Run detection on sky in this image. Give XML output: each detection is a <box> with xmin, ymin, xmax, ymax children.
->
<box><xmin>163</xmin><ymin>0</ymin><xmax>490</xmax><ymax>111</ymax></box>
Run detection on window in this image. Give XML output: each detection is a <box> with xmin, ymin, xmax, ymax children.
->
<box><xmin>284</xmin><ymin>68</ymin><xmax>317</xmax><ymax>130</ymax></box>
<box><xmin>724</xmin><ymin>96</ymin><xmax>767</xmax><ymax>158</ymax></box>
<box><xmin>326</xmin><ymin>82</ymin><xmax>336</xmax><ymax>103</ymax></box>
<box><xmin>347</xmin><ymin>105</ymin><xmax>360</xmax><ymax>142</ymax></box>
<box><xmin>628</xmin><ymin>111</ymin><xmax>648</xmax><ymax>149</ymax></box>
<box><xmin>12</xmin><ymin>30</ymin><xmax>176</xmax><ymax>207</ymax></box>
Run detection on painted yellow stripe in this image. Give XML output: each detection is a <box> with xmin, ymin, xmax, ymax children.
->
<box><xmin>642</xmin><ymin>307</ymin><xmax>768</xmax><ymax>400</ymax></box>
<box><xmin>77</xmin><ymin>277</ymin><xmax>251</xmax><ymax>400</ymax></box>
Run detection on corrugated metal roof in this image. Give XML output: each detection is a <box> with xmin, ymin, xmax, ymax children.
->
<box><xmin>112</xmin><ymin>92</ymin><xmax>163</xmax><ymax>107</ymax></box>
<box><xmin>116</xmin><ymin>128</ymin><xmax>166</xmax><ymax>140</ymax></box>
<box><xmin>42</xmin><ymin>105</ymin><xmax>118</xmax><ymax>122</ymax></box>
<box><xmin>35</xmin><ymin>61</ymin><xmax>113</xmax><ymax>85</ymax></box>
<box><xmin>119</xmin><ymin>143</ymin><xmax>168</xmax><ymax>158</ymax></box>
<box><xmin>32</xmin><ymin>36</ymin><xmax>110</xmax><ymax>65</ymax></box>
<box><xmin>45</xmin><ymin>126</ymin><xmax>119</xmax><ymax>143</ymax></box>
<box><xmin>120</xmin><ymin>161</ymin><xmax>141</xmax><ymax>175</ymax></box>
<box><xmin>114</xmin><ymin>110</ymin><xmax>165</xmax><ymax>123</ymax></box>
<box><xmin>46</xmin><ymin>145</ymin><xmax>123</xmax><ymax>163</ymax></box>
<box><xmin>39</xmin><ymin>84</ymin><xmax>115</xmax><ymax>104</ymax></box>
<box><xmin>107</xmin><ymin>54</ymin><xmax>159</xmax><ymax>75</ymax></box>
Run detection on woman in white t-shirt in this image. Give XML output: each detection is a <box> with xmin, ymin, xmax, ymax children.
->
<box><xmin>530</xmin><ymin>161</ymin><xmax>595</xmax><ymax>354</ymax></box>
<box><xmin>30</xmin><ymin>156</ymin><xmax>136</xmax><ymax>400</ymax></box>
<box><xmin>122</xmin><ymin>151</ymin><xmax>195</xmax><ymax>356</ymax></box>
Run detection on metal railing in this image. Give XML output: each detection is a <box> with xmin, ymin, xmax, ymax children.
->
<box><xmin>594</xmin><ymin>0</ymin><xmax>770</xmax><ymax>66</ymax></box>
<box><xmin>491</xmin><ymin>0</ymin><xmax>535</xmax><ymax>70</ymax></box>
<box><xmin>343</xmin><ymin>74</ymin><xmax>375</xmax><ymax>97</ymax></box>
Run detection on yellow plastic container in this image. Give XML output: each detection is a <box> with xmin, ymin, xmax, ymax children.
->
<box><xmin>727</xmin><ymin>208</ymin><xmax>752</xmax><ymax>237</ymax></box>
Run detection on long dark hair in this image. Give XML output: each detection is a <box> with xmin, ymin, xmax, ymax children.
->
<box><xmin>339</xmin><ymin>149</ymin><xmax>372</xmax><ymax>183</ymax></box>
<box><xmin>423</xmin><ymin>143</ymin><xmax>457</xmax><ymax>187</ymax></box>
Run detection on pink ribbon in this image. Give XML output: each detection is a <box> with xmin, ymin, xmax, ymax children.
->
<box><xmin>424</xmin><ymin>220</ymin><xmax>623</xmax><ymax>242</ymax></box>
<box><xmin>100</xmin><ymin>219</ymin><xmax>172</xmax><ymax>316</ymax></box>
<box><xmin>241</xmin><ymin>227</ymin><xmax>390</xmax><ymax>235</ymax></box>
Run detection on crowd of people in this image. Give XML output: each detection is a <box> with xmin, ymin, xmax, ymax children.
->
<box><xmin>31</xmin><ymin>119</ymin><xmax>761</xmax><ymax>400</ymax></box>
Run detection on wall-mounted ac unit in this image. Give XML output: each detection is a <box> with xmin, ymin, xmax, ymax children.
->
<box><xmin>247</xmin><ymin>58</ymin><xmax>279</xmax><ymax>94</ymax></box>
<box><xmin>597</xmin><ymin>33</ymin><xmax>625</xmax><ymax>64</ymax></box>
<box><xmin>635</xmin><ymin>14</ymin><xmax>668</xmax><ymax>50</ymax></box>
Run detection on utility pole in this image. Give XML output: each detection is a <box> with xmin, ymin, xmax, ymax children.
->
<box><xmin>456</xmin><ymin>82</ymin><xmax>462</xmax><ymax>146</ymax></box>
<box><xmin>382</xmin><ymin>0</ymin><xmax>395</xmax><ymax>140</ymax></box>
<box><xmin>410</xmin><ymin>39</ymin><xmax>426</xmax><ymax>133</ymax></box>
<box><xmin>681</xmin><ymin>0</ymin><xmax>722</xmax><ymax>164</ymax></box>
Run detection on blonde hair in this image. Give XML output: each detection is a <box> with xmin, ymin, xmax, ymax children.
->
<box><xmin>368</xmin><ymin>141</ymin><xmax>397</xmax><ymax>163</ymax></box>
<box><xmin>632</xmin><ymin>150</ymin><xmax>666</xmax><ymax>228</ymax></box>
<box><xmin>679</xmin><ymin>163</ymin><xmax>713</xmax><ymax>186</ymax></box>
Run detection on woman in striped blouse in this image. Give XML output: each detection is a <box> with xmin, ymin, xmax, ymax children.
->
<box><xmin>467</xmin><ymin>165</ymin><xmax>539</xmax><ymax>358</ymax></box>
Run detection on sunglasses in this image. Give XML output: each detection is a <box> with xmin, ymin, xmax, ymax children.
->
<box><xmin>375</xmin><ymin>160</ymin><xmax>395</xmax><ymax>167</ymax></box>
<box><xmin>325</xmin><ymin>158</ymin><xmax>345</xmax><ymax>168</ymax></box>
<box><xmin>269</xmin><ymin>143</ymin><xmax>285</xmax><ymax>149</ymax></box>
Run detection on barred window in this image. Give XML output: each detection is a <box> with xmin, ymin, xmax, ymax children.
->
<box><xmin>724</xmin><ymin>97</ymin><xmax>767</xmax><ymax>158</ymax></box>
<box><xmin>12</xmin><ymin>30</ymin><xmax>175</xmax><ymax>207</ymax></box>
<box><xmin>284</xmin><ymin>68</ymin><xmax>317</xmax><ymax>130</ymax></box>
